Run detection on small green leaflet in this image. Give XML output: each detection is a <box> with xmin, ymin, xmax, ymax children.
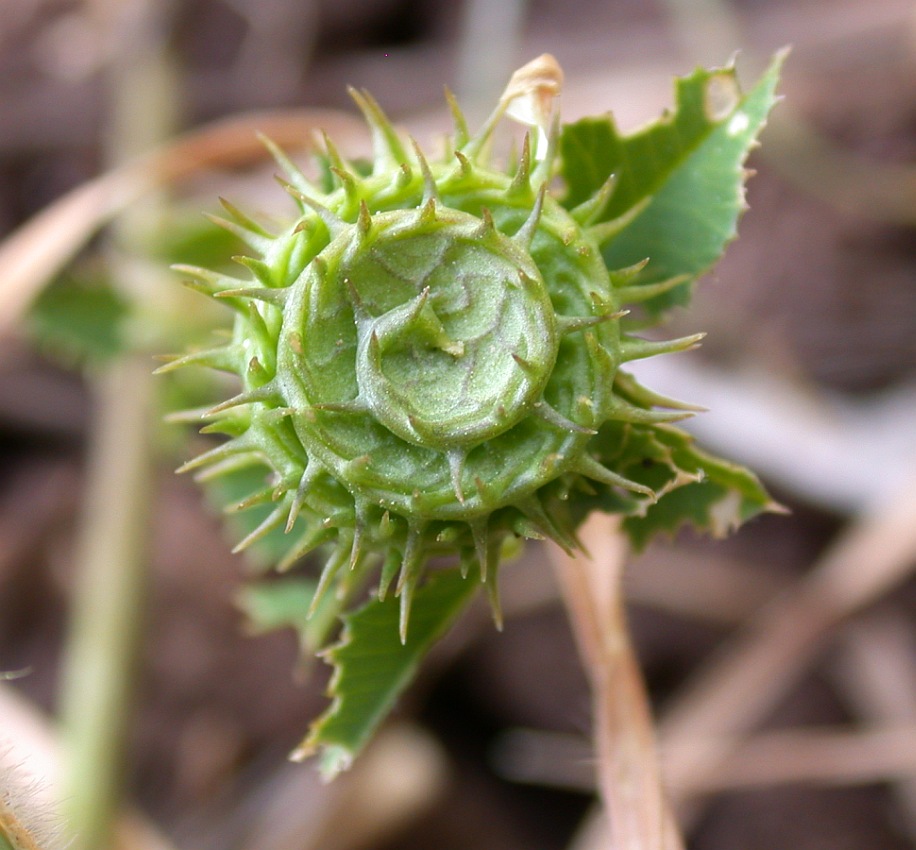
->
<box><xmin>28</xmin><ymin>275</ymin><xmax>128</xmax><ymax>365</ymax></box>
<box><xmin>238</xmin><ymin>577</ymin><xmax>342</xmax><ymax>660</ymax></box>
<box><xmin>560</xmin><ymin>51</ymin><xmax>785</xmax><ymax>316</ymax></box>
<box><xmin>27</xmin><ymin>206</ymin><xmax>241</xmax><ymax>368</ymax></box>
<box><xmin>616</xmin><ymin>423</ymin><xmax>779</xmax><ymax>550</ymax></box>
<box><xmin>585</xmin><ymin>417</ymin><xmax>776</xmax><ymax>551</ymax></box>
<box><xmin>239</xmin><ymin>578</ymin><xmax>317</xmax><ymax>634</ymax></box>
<box><xmin>298</xmin><ymin>566</ymin><xmax>479</xmax><ymax>779</ymax></box>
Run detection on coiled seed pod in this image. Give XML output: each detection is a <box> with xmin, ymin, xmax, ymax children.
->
<box><xmin>162</xmin><ymin>57</ymin><xmax>716</xmax><ymax>639</ymax></box>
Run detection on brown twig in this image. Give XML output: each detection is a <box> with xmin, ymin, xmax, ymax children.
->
<box><xmin>834</xmin><ymin>614</ymin><xmax>916</xmax><ymax>840</ymax></box>
<box><xmin>549</xmin><ymin>513</ymin><xmax>683</xmax><ymax>850</ymax></box>
<box><xmin>660</xmin><ymin>472</ymin><xmax>916</xmax><ymax>819</ymax></box>
<box><xmin>0</xmin><ymin>109</ymin><xmax>365</xmax><ymax>339</ymax></box>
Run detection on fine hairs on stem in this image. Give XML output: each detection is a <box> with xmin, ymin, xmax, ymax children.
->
<box><xmin>0</xmin><ymin>745</ymin><xmax>60</xmax><ymax>850</ymax></box>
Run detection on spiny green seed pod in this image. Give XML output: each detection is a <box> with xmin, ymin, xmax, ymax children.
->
<box><xmin>162</xmin><ymin>56</ymin><xmax>705</xmax><ymax>639</ymax></box>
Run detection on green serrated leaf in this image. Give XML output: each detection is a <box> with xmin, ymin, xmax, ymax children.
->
<box><xmin>620</xmin><ymin>424</ymin><xmax>777</xmax><ymax>550</ymax></box>
<box><xmin>299</xmin><ymin>566</ymin><xmax>479</xmax><ymax>779</ymax></box>
<box><xmin>560</xmin><ymin>52</ymin><xmax>785</xmax><ymax>316</ymax></box>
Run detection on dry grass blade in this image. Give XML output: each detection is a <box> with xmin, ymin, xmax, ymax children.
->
<box><xmin>494</xmin><ymin>722</ymin><xmax>916</xmax><ymax>796</ymax></box>
<box><xmin>660</xmin><ymin>471</ymin><xmax>916</xmax><ymax>815</ymax></box>
<box><xmin>672</xmin><ymin>725</ymin><xmax>916</xmax><ymax>793</ymax></box>
<box><xmin>834</xmin><ymin>615</ymin><xmax>916</xmax><ymax>840</ymax></box>
<box><xmin>0</xmin><ymin>109</ymin><xmax>365</xmax><ymax>339</ymax></box>
<box><xmin>549</xmin><ymin>513</ymin><xmax>683</xmax><ymax>850</ymax></box>
<box><xmin>631</xmin><ymin>359</ymin><xmax>916</xmax><ymax>514</ymax></box>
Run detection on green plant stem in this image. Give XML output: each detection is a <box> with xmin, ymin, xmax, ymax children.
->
<box><xmin>57</xmin><ymin>5</ymin><xmax>175</xmax><ymax>847</ymax></box>
<box><xmin>58</xmin><ymin>355</ymin><xmax>156</xmax><ymax>850</ymax></box>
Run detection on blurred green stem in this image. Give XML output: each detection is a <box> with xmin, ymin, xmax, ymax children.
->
<box><xmin>58</xmin><ymin>356</ymin><xmax>156</xmax><ymax>850</ymax></box>
<box><xmin>57</xmin><ymin>3</ymin><xmax>178</xmax><ymax>848</ymax></box>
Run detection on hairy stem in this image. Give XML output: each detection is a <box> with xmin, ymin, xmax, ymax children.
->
<box><xmin>0</xmin><ymin>800</ymin><xmax>44</xmax><ymax>850</ymax></box>
<box><xmin>550</xmin><ymin>514</ymin><xmax>683</xmax><ymax>850</ymax></box>
<box><xmin>1</xmin><ymin>681</ymin><xmax>182</xmax><ymax>850</ymax></box>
